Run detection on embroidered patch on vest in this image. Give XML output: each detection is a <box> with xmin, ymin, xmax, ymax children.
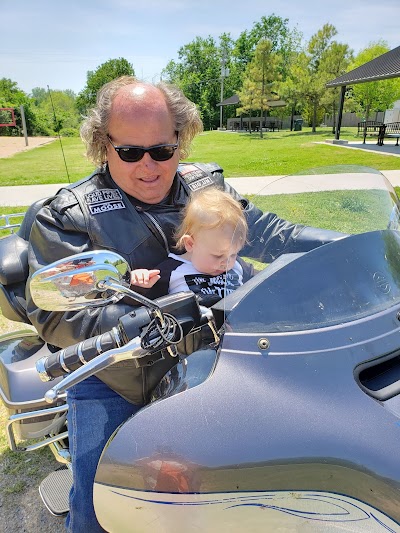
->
<box><xmin>186</xmin><ymin>176</ymin><xmax>213</xmax><ymax>191</ymax></box>
<box><xmin>84</xmin><ymin>189</ymin><xmax>126</xmax><ymax>215</ymax></box>
<box><xmin>179</xmin><ymin>164</ymin><xmax>213</xmax><ymax>191</ymax></box>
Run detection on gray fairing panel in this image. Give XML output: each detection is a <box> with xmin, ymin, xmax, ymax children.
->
<box><xmin>95</xmin><ymin>230</ymin><xmax>400</xmax><ymax>525</ymax></box>
<box><xmin>0</xmin><ymin>333</ymin><xmax>62</xmax><ymax>409</ymax></box>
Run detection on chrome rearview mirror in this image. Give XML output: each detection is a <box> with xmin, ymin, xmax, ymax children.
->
<box><xmin>30</xmin><ymin>251</ymin><xmax>131</xmax><ymax>311</ymax></box>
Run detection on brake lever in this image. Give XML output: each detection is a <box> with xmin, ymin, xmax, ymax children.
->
<box><xmin>44</xmin><ymin>305</ymin><xmax>217</xmax><ymax>404</ymax></box>
<box><xmin>44</xmin><ymin>336</ymin><xmax>144</xmax><ymax>403</ymax></box>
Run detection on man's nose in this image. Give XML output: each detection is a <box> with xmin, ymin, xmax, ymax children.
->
<box><xmin>140</xmin><ymin>152</ymin><xmax>157</xmax><ymax>167</ymax></box>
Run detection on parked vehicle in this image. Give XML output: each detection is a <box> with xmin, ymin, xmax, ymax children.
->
<box><xmin>1</xmin><ymin>166</ymin><xmax>400</xmax><ymax>532</ymax></box>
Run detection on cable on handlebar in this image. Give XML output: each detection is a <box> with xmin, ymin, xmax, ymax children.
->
<box><xmin>141</xmin><ymin>313</ymin><xmax>184</xmax><ymax>350</ymax></box>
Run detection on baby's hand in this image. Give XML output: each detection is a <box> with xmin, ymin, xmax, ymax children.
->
<box><xmin>130</xmin><ymin>269</ymin><xmax>160</xmax><ymax>288</ymax></box>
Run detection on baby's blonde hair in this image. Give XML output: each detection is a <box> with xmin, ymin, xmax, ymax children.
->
<box><xmin>175</xmin><ymin>187</ymin><xmax>248</xmax><ymax>250</ymax></box>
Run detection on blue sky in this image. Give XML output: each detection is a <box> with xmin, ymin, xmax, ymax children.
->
<box><xmin>2</xmin><ymin>0</ymin><xmax>399</xmax><ymax>95</ymax></box>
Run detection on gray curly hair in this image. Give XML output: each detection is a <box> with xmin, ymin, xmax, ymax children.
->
<box><xmin>80</xmin><ymin>76</ymin><xmax>203</xmax><ymax>166</ymax></box>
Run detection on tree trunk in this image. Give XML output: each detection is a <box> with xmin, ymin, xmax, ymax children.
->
<box><xmin>312</xmin><ymin>100</ymin><xmax>317</xmax><ymax>133</ymax></box>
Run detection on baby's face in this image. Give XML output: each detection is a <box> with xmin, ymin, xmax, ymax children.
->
<box><xmin>187</xmin><ymin>225</ymin><xmax>242</xmax><ymax>276</ymax></box>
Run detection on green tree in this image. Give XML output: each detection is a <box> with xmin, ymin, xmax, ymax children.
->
<box><xmin>162</xmin><ymin>15</ymin><xmax>301</xmax><ymax>129</ymax></box>
<box><xmin>320</xmin><ymin>42</ymin><xmax>353</xmax><ymax>133</ymax></box>
<box><xmin>230</xmin><ymin>14</ymin><xmax>302</xmax><ymax>92</ymax></box>
<box><xmin>37</xmin><ymin>89</ymin><xmax>81</xmax><ymax>135</ymax></box>
<box><xmin>76</xmin><ymin>58</ymin><xmax>135</xmax><ymax>114</ymax></box>
<box><xmin>162</xmin><ymin>36</ymin><xmax>222</xmax><ymax>129</ymax></box>
<box><xmin>346</xmin><ymin>41</ymin><xmax>400</xmax><ymax>121</ymax></box>
<box><xmin>249</xmin><ymin>14</ymin><xmax>302</xmax><ymax>81</ymax></box>
<box><xmin>278</xmin><ymin>74</ymin><xmax>304</xmax><ymax>130</ymax></box>
<box><xmin>0</xmin><ymin>78</ymin><xmax>38</xmax><ymax>136</ymax></box>
<box><xmin>237</xmin><ymin>40</ymin><xmax>281</xmax><ymax>137</ymax></box>
<box><xmin>284</xmin><ymin>24</ymin><xmax>341</xmax><ymax>132</ymax></box>
<box><xmin>31</xmin><ymin>87</ymin><xmax>48</xmax><ymax>106</ymax></box>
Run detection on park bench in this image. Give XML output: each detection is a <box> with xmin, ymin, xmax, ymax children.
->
<box><xmin>265</xmin><ymin>119</ymin><xmax>283</xmax><ymax>132</ymax></box>
<box><xmin>358</xmin><ymin>121</ymin><xmax>383</xmax><ymax>143</ymax></box>
<box><xmin>377</xmin><ymin>122</ymin><xmax>400</xmax><ymax>146</ymax></box>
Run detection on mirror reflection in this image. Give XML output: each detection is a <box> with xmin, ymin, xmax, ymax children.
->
<box><xmin>30</xmin><ymin>251</ymin><xmax>131</xmax><ymax>311</ymax></box>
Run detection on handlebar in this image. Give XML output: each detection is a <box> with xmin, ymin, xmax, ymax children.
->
<box><xmin>36</xmin><ymin>292</ymin><xmax>207</xmax><ymax>384</ymax></box>
<box><xmin>36</xmin><ymin>328</ymin><xmax>121</xmax><ymax>381</ymax></box>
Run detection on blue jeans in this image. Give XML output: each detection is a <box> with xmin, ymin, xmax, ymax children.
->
<box><xmin>65</xmin><ymin>375</ymin><xmax>141</xmax><ymax>532</ymax></box>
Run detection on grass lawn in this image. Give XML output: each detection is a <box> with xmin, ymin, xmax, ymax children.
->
<box><xmin>0</xmin><ymin>127</ymin><xmax>399</xmax><ymax>187</ymax></box>
<box><xmin>192</xmin><ymin>128</ymin><xmax>400</xmax><ymax>177</ymax></box>
<box><xmin>0</xmin><ymin>137</ymin><xmax>94</xmax><ymax>186</ymax></box>
<box><xmin>249</xmin><ymin>189</ymin><xmax>394</xmax><ymax>234</ymax></box>
<box><xmin>0</xmin><ymin>126</ymin><xmax>399</xmax><ymax>528</ymax></box>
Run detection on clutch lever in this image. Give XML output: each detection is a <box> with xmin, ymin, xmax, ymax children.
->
<box><xmin>44</xmin><ymin>336</ymin><xmax>144</xmax><ymax>404</ymax></box>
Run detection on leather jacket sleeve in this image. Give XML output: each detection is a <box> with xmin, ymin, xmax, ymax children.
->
<box><xmin>26</xmin><ymin>166</ymin><xmax>345</xmax><ymax>350</ymax></box>
<box><xmin>25</xmin><ymin>189</ymin><xmax>138</xmax><ymax>349</ymax></box>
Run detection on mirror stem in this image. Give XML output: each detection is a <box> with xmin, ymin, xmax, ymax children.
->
<box><xmin>98</xmin><ymin>279</ymin><xmax>165</xmax><ymax>324</ymax></box>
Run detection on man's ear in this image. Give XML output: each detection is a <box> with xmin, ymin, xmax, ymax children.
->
<box><xmin>182</xmin><ymin>234</ymin><xmax>194</xmax><ymax>252</ymax></box>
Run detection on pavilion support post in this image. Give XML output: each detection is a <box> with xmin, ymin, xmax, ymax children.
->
<box><xmin>335</xmin><ymin>85</ymin><xmax>346</xmax><ymax>140</ymax></box>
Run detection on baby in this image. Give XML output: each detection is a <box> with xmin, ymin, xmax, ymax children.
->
<box><xmin>131</xmin><ymin>187</ymin><xmax>254</xmax><ymax>305</ymax></box>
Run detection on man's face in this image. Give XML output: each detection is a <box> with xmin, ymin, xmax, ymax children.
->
<box><xmin>106</xmin><ymin>85</ymin><xmax>180</xmax><ymax>204</ymax></box>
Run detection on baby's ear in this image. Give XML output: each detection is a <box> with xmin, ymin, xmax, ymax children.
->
<box><xmin>182</xmin><ymin>234</ymin><xmax>194</xmax><ymax>252</ymax></box>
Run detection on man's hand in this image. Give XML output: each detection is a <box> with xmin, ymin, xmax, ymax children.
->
<box><xmin>130</xmin><ymin>269</ymin><xmax>160</xmax><ymax>288</ymax></box>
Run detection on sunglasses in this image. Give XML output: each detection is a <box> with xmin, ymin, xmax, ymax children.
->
<box><xmin>107</xmin><ymin>134</ymin><xmax>179</xmax><ymax>163</ymax></box>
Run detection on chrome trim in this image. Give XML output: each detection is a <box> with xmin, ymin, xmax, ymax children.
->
<box><xmin>77</xmin><ymin>342</ymin><xmax>86</xmax><ymax>364</ymax></box>
<box><xmin>112</xmin><ymin>326</ymin><xmax>122</xmax><ymax>348</ymax></box>
<box><xmin>49</xmin><ymin>441</ymin><xmax>71</xmax><ymax>465</ymax></box>
<box><xmin>6</xmin><ymin>404</ymin><xmax>68</xmax><ymax>452</ymax></box>
<box><xmin>95</xmin><ymin>335</ymin><xmax>103</xmax><ymax>354</ymax></box>
<box><xmin>59</xmin><ymin>350</ymin><xmax>70</xmax><ymax>373</ymax></box>
<box><xmin>11</xmin><ymin>430</ymin><xmax>70</xmax><ymax>453</ymax></box>
<box><xmin>0</xmin><ymin>212</ymin><xmax>25</xmax><ymax>233</ymax></box>
<box><xmin>97</xmin><ymin>279</ymin><xmax>162</xmax><ymax>314</ymax></box>
<box><xmin>44</xmin><ymin>336</ymin><xmax>144</xmax><ymax>403</ymax></box>
<box><xmin>0</xmin><ymin>388</ymin><xmax>67</xmax><ymax>410</ymax></box>
<box><xmin>36</xmin><ymin>356</ymin><xmax>53</xmax><ymax>382</ymax></box>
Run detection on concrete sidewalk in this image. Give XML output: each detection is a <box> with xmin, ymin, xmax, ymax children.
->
<box><xmin>0</xmin><ymin>170</ymin><xmax>400</xmax><ymax>206</ymax></box>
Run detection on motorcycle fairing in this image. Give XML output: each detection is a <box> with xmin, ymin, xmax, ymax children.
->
<box><xmin>94</xmin><ymin>226</ymin><xmax>400</xmax><ymax>530</ymax></box>
<box><xmin>216</xmin><ymin>230</ymin><xmax>400</xmax><ymax>333</ymax></box>
<box><xmin>94</xmin><ymin>485</ymin><xmax>399</xmax><ymax>532</ymax></box>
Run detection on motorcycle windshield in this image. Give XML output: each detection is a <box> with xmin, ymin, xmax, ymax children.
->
<box><xmin>217</xmin><ymin>165</ymin><xmax>400</xmax><ymax>333</ymax></box>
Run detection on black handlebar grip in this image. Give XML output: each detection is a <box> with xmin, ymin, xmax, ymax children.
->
<box><xmin>37</xmin><ymin>330</ymin><xmax>119</xmax><ymax>381</ymax></box>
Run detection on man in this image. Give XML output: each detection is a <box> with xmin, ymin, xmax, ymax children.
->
<box><xmin>26</xmin><ymin>76</ymin><xmax>343</xmax><ymax>531</ymax></box>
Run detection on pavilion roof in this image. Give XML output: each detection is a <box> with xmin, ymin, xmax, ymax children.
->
<box><xmin>218</xmin><ymin>94</ymin><xmax>286</xmax><ymax>107</ymax></box>
<box><xmin>326</xmin><ymin>45</ymin><xmax>400</xmax><ymax>87</ymax></box>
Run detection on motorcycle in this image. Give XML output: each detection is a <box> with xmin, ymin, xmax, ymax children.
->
<box><xmin>1</xmin><ymin>165</ymin><xmax>400</xmax><ymax>532</ymax></box>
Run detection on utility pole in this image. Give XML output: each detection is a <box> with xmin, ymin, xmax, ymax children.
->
<box><xmin>219</xmin><ymin>50</ymin><xmax>229</xmax><ymax>129</ymax></box>
<box><xmin>20</xmin><ymin>105</ymin><xmax>28</xmax><ymax>146</ymax></box>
